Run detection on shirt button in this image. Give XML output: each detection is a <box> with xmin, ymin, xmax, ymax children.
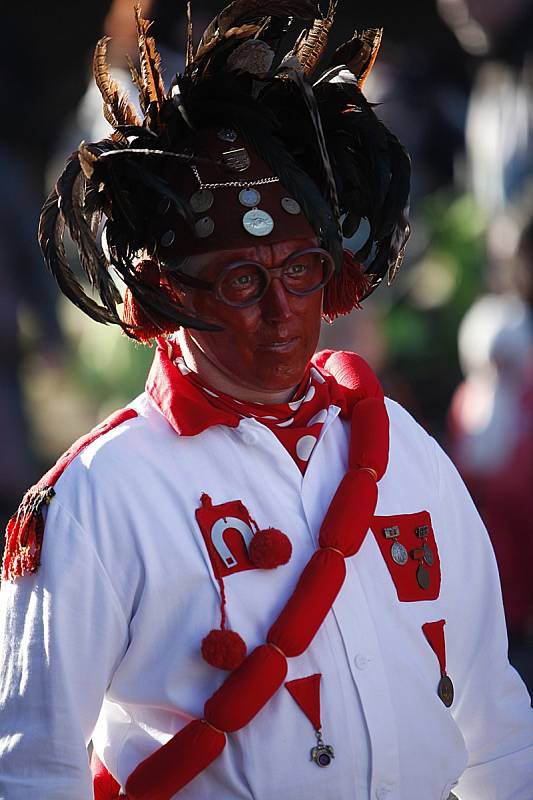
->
<box><xmin>354</xmin><ymin>653</ymin><xmax>371</xmax><ymax>670</ymax></box>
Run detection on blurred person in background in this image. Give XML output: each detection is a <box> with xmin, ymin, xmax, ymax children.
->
<box><xmin>1</xmin><ymin>3</ymin><xmax>533</xmax><ymax>800</ymax></box>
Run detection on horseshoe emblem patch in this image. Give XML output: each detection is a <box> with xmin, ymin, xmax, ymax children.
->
<box><xmin>195</xmin><ymin>493</ymin><xmax>258</xmax><ymax>578</ymax></box>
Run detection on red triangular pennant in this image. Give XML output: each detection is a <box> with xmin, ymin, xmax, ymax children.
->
<box><xmin>285</xmin><ymin>673</ymin><xmax>322</xmax><ymax>731</ymax></box>
<box><xmin>422</xmin><ymin>619</ymin><xmax>447</xmax><ymax>674</ymax></box>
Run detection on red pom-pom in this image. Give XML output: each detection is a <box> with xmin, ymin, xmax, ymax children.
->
<box><xmin>249</xmin><ymin>528</ymin><xmax>292</xmax><ymax>569</ymax></box>
<box><xmin>201</xmin><ymin>629</ymin><xmax>247</xmax><ymax>671</ymax></box>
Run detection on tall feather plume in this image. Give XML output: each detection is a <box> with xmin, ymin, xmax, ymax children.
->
<box><xmin>291</xmin><ymin>0</ymin><xmax>336</xmax><ymax>76</ymax></box>
<box><xmin>328</xmin><ymin>27</ymin><xmax>383</xmax><ymax>87</ymax></box>
<box><xmin>134</xmin><ymin>4</ymin><xmax>166</xmax><ymax>108</ymax></box>
<box><xmin>126</xmin><ymin>54</ymin><xmax>149</xmax><ymax>115</ymax></box>
<box><xmin>93</xmin><ymin>37</ymin><xmax>142</xmax><ymax>137</ymax></box>
<box><xmin>185</xmin><ymin>1</ymin><xmax>194</xmax><ymax>69</ymax></box>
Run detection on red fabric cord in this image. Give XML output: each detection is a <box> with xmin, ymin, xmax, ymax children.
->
<box><xmin>285</xmin><ymin>674</ymin><xmax>322</xmax><ymax>731</ymax></box>
<box><xmin>126</xmin><ymin>720</ymin><xmax>226</xmax><ymax>800</ymax></box>
<box><xmin>267</xmin><ymin>549</ymin><xmax>346</xmax><ymax>656</ymax></box>
<box><xmin>319</xmin><ymin>470</ymin><xmax>378</xmax><ymax>556</ymax></box>
<box><xmin>349</xmin><ymin>398</ymin><xmax>390</xmax><ymax>480</ymax></box>
<box><xmin>204</xmin><ymin>644</ymin><xmax>288</xmax><ymax>731</ymax></box>
<box><xmin>422</xmin><ymin>620</ymin><xmax>447</xmax><ymax>675</ymax></box>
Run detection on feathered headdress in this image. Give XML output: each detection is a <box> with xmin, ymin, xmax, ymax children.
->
<box><xmin>39</xmin><ymin>0</ymin><xmax>411</xmax><ymax>339</ymax></box>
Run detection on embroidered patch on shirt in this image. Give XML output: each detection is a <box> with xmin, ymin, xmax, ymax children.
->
<box><xmin>370</xmin><ymin>511</ymin><xmax>441</xmax><ymax>601</ymax></box>
<box><xmin>195</xmin><ymin>493</ymin><xmax>259</xmax><ymax>578</ymax></box>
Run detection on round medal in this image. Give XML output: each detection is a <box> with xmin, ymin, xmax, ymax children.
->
<box><xmin>416</xmin><ymin>563</ymin><xmax>430</xmax><ymax>590</ymax></box>
<box><xmin>437</xmin><ymin>674</ymin><xmax>454</xmax><ymax>707</ymax></box>
<box><xmin>195</xmin><ymin>216</ymin><xmax>215</xmax><ymax>238</ymax></box>
<box><xmin>391</xmin><ymin>541</ymin><xmax>408</xmax><ymax>565</ymax></box>
<box><xmin>310</xmin><ymin>744</ymin><xmax>335</xmax><ymax>767</ymax></box>
<box><xmin>239</xmin><ymin>188</ymin><xmax>261</xmax><ymax>207</ymax></box>
<box><xmin>242</xmin><ymin>208</ymin><xmax>274</xmax><ymax>237</ymax></box>
<box><xmin>160</xmin><ymin>230</ymin><xmax>175</xmax><ymax>247</ymax></box>
<box><xmin>190</xmin><ymin>189</ymin><xmax>214</xmax><ymax>213</ymax></box>
<box><xmin>281</xmin><ymin>196</ymin><xmax>302</xmax><ymax>215</ymax></box>
<box><xmin>423</xmin><ymin>542</ymin><xmax>434</xmax><ymax>566</ymax></box>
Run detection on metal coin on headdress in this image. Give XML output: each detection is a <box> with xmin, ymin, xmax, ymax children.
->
<box><xmin>391</xmin><ymin>541</ymin><xmax>408</xmax><ymax>566</ymax></box>
<box><xmin>416</xmin><ymin>563</ymin><xmax>430</xmax><ymax>590</ymax></box>
<box><xmin>190</xmin><ymin>189</ymin><xmax>214</xmax><ymax>214</ymax></box>
<box><xmin>222</xmin><ymin>147</ymin><xmax>251</xmax><ymax>172</ymax></box>
<box><xmin>239</xmin><ymin>188</ymin><xmax>261</xmax><ymax>207</ymax></box>
<box><xmin>195</xmin><ymin>216</ymin><xmax>215</xmax><ymax>238</ymax></box>
<box><xmin>217</xmin><ymin>128</ymin><xmax>238</xmax><ymax>143</ymax></box>
<box><xmin>281</xmin><ymin>196</ymin><xmax>302</xmax><ymax>215</ymax></box>
<box><xmin>423</xmin><ymin>542</ymin><xmax>434</xmax><ymax>567</ymax></box>
<box><xmin>242</xmin><ymin>208</ymin><xmax>274</xmax><ymax>237</ymax></box>
<box><xmin>160</xmin><ymin>230</ymin><xmax>175</xmax><ymax>247</ymax></box>
<box><xmin>437</xmin><ymin>674</ymin><xmax>454</xmax><ymax>707</ymax></box>
<box><xmin>157</xmin><ymin>197</ymin><xmax>171</xmax><ymax>215</ymax></box>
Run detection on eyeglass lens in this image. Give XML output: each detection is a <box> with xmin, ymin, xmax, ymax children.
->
<box><xmin>218</xmin><ymin>250</ymin><xmax>332</xmax><ymax>306</ymax></box>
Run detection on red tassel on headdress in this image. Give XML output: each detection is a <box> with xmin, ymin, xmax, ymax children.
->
<box><xmin>322</xmin><ymin>250</ymin><xmax>371</xmax><ymax>320</ymax></box>
<box><xmin>122</xmin><ymin>259</ymin><xmax>181</xmax><ymax>342</ymax></box>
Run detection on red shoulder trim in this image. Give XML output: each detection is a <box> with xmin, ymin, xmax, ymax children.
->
<box><xmin>2</xmin><ymin>407</ymin><xmax>138</xmax><ymax>582</ymax></box>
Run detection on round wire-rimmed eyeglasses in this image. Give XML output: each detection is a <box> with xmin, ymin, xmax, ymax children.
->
<box><xmin>175</xmin><ymin>247</ymin><xmax>335</xmax><ymax>308</ymax></box>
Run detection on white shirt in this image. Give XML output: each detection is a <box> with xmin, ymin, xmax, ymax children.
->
<box><xmin>1</xmin><ymin>370</ymin><xmax>532</xmax><ymax>799</ymax></box>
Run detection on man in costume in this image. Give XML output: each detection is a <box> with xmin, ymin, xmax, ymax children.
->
<box><xmin>1</xmin><ymin>3</ymin><xmax>533</xmax><ymax>799</ymax></box>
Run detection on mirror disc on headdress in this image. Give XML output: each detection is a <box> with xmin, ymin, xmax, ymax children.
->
<box><xmin>161</xmin><ymin>230</ymin><xmax>175</xmax><ymax>247</ymax></box>
<box><xmin>217</xmin><ymin>128</ymin><xmax>238</xmax><ymax>142</ymax></box>
<box><xmin>190</xmin><ymin>189</ymin><xmax>214</xmax><ymax>213</ymax></box>
<box><xmin>195</xmin><ymin>216</ymin><xmax>215</xmax><ymax>238</ymax></box>
<box><xmin>242</xmin><ymin>209</ymin><xmax>274</xmax><ymax>237</ymax></box>
<box><xmin>239</xmin><ymin>188</ymin><xmax>261</xmax><ymax>207</ymax></box>
<box><xmin>281</xmin><ymin>197</ymin><xmax>302</xmax><ymax>215</ymax></box>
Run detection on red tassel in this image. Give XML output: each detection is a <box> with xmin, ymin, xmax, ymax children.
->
<box><xmin>201</xmin><ymin>629</ymin><xmax>247</xmax><ymax>671</ymax></box>
<box><xmin>2</xmin><ymin>487</ymin><xmax>55</xmax><ymax>582</ymax></box>
<box><xmin>248</xmin><ymin>528</ymin><xmax>292</xmax><ymax>569</ymax></box>
<box><xmin>122</xmin><ymin>259</ymin><xmax>180</xmax><ymax>343</ymax></box>
<box><xmin>322</xmin><ymin>250</ymin><xmax>371</xmax><ymax>320</ymax></box>
<box><xmin>125</xmin><ymin>719</ymin><xmax>226</xmax><ymax>800</ymax></box>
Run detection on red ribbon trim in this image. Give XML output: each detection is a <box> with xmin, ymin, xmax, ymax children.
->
<box><xmin>285</xmin><ymin>673</ymin><xmax>322</xmax><ymax>731</ymax></box>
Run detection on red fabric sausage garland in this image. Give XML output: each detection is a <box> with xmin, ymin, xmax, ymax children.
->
<box><xmin>125</xmin><ymin>351</ymin><xmax>390</xmax><ymax>800</ymax></box>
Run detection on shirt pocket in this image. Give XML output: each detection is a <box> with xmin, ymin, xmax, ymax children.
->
<box><xmin>370</xmin><ymin>511</ymin><xmax>441</xmax><ymax>601</ymax></box>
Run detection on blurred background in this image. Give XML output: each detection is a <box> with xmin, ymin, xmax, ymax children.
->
<box><xmin>1</xmin><ymin>0</ymin><xmax>532</xmax><ymax>691</ymax></box>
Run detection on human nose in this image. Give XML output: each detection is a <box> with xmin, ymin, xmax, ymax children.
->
<box><xmin>260</xmin><ymin>275</ymin><xmax>292</xmax><ymax>321</ymax></box>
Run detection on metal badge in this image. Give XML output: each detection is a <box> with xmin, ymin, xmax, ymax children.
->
<box><xmin>437</xmin><ymin>674</ymin><xmax>454</xmax><ymax>707</ymax></box>
<box><xmin>217</xmin><ymin>128</ymin><xmax>238</xmax><ymax>142</ymax></box>
<box><xmin>194</xmin><ymin>216</ymin><xmax>215</xmax><ymax>238</ymax></box>
<box><xmin>423</xmin><ymin>542</ymin><xmax>434</xmax><ymax>566</ymax></box>
<box><xmin>242</xmin><ymin>208</ymin><xmax>274</xmax><ymax>237</ymax></box>
<box><xmin>417</xmin><ymin>564</ymin><xmax>430</xmax><ymax>590</ymax></box>
<box><xmin>222</xmin><ymin>147</ymin><xmax>251</xmax><ymax>172</ymax></box>
<box><xmin>160</xmin><ymin>230</ymin><xmax>175</xmax><ymax>247</ymax></box>
<box><xmin>391</xmin><ymin>541</ymin><xmax>408</xmax><ymax>566</ymax></box>
<box><xmin>190</xmin><ymin>189</ymin><xmax>214</xmax><ymax>213</ymax></box>
<box><xmin>383</xmin><ymin>525</ymin><xmax>400</xmax><ymax>539</ymax></box>
<box><xmin>310</xmin><ymin>730</ymin><xmax>334</xmax><ymax>768</ymax></box>
<box><xmin>281</xmin><ymin>196</ymin><xmax>302</xmax><ymax>215</ymax></box>
<box><xmin>415</xmin><ymin>525</ymin><xmax>429</xmax><ymax>539</ymax></box>
<box><xmin>157</xmin><ymin>197</ymin><xmax>171</xmax><ymax>215</ymax></box>
<box><xmin>239</xmin><ymin>188</ymin><xmax>261</xmax><ymax>207</ymax></box>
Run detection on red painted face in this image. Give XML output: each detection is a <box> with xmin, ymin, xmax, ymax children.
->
<box><xmin>179</xmin><ymin>238</ymin><xmax>324</xmax><ymax>394</ymax></box>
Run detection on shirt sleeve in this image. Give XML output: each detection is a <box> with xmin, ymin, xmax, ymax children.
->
<box><xmin>431</xmin><ymin>438</ymin><xmax>533</xmax><ymax>800</ymax></box>
<box><xmin>0</xmin><ymin>499</ymin><xmax>130</xmax><ymax>800</ymax></box>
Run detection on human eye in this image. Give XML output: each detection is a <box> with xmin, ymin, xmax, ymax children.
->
<box><xmin>284</xmin><ymin>262</ymin><xmax>307</xmax><ymax>278</ymax></box>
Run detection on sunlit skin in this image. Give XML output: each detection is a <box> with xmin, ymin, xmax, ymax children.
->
<box><xmin>176</xmin><ymin>237</ymin><xmax>324</xmax><ymax>403</ymax></box>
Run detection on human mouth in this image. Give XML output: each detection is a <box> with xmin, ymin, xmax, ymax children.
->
<box><xmin>257</xmin><ymin>337</ymin><xmax>299</xmax><ymax>353</ymax></box>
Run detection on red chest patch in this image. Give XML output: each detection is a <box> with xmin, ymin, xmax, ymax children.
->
<box><xmin>370</xmin><ymin>511</ymin><xmax>441</xmax><ymax>601</ymax></box>
<box><xmin>195</xmin><ymin>494</ymin><xmax>258</xmax><ymax>579</ymax></box>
